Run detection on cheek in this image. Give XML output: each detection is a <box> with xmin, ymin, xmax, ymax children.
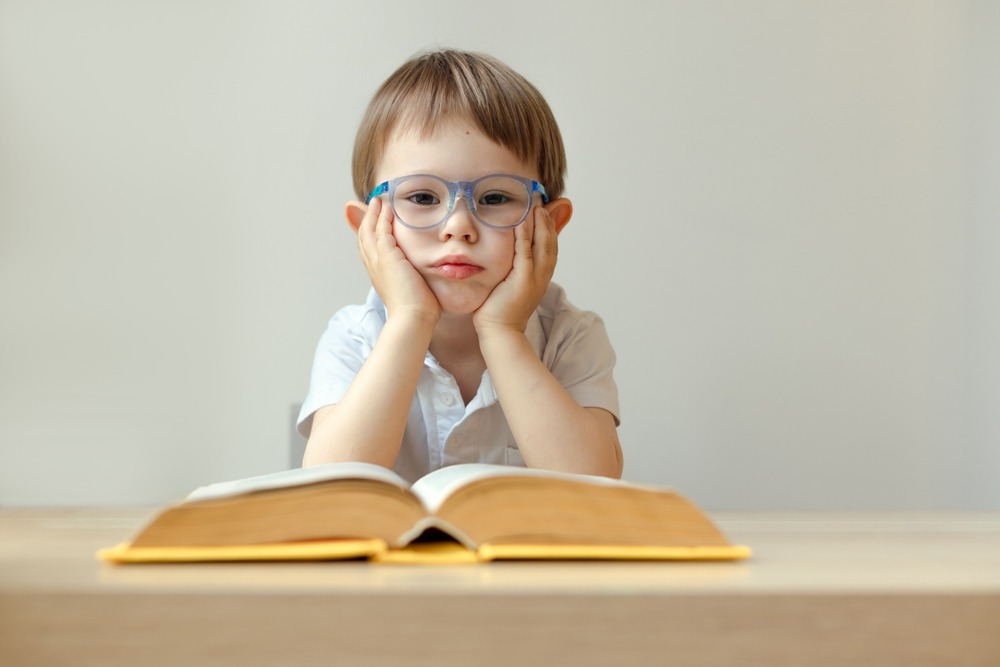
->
<box><xmin>503</xmin><ymin>240</ymin><xmax>515</xmax><ymax>268</ymax></box>
<box><xmin>390</xmin><ymin>226</ymin><xmax>424</xmax><ymax>258</ymax></box>
<box><xmin>493</xmin><ymin>231</ymin><xmax>516</xmax><ymax>268</ymax></box>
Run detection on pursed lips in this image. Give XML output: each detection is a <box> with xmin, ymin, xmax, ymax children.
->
<box><xmin>432</xmin><ymin>255</ymin><xmax>484</xmax><ymax>280</ymax></box>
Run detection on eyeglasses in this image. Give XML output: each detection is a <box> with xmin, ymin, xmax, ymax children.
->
<box><xmin>365</xmin><ymin>173</ymin><xmax>549</xmax><ymax>231</ymax></box>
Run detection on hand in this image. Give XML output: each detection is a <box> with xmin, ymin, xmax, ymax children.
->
<box><xmin>357</xmin><ymin>198</ymin><xmax>441</xmax><ymax>323</ymax></box>
<box><xmin>473</xmin><ymin>206</ymin><xmax>557</xmax><ymax>335</ymax></box>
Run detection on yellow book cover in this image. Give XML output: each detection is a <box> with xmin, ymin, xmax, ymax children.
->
<box><xmin>98</xmin><ymin>463</ymin><xmax>750</xmax><ymax>564</ymax></box>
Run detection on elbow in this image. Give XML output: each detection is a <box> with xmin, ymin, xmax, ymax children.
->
<box><xmin>601</xmin><ymin>440</ymin><xmax>624</xmax><ymax>479</ymax></box>
<box><xmin>301</xmin><ymin>443</ymin><xmax>324</xmax><ymax>468</ymax></box>
<box><xmin>598</xmin><ymin>418</ymin><xmax>624</xmax><ymax>479</ymax></box>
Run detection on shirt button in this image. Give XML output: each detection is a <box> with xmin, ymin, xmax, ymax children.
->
<box><xmin>440</xmin><ymin>393</ymin><xmax>455</xmax><ymax>406</ymax></box>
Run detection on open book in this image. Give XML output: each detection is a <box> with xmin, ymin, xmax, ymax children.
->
<box><xmin>99</xmin><ymin>463</ymin><xmax>750</xmax><ymax>564</ymax></box>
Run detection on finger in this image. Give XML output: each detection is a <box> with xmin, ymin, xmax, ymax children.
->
<box><xmin>358</xmin><ymin>198</ymin><xmax>380</xmax><ymax>252</ymax></box>
<box><xmin>514</xmin><ymin>208</ymin><xmax>535</xmax><ymax>264</ymax></box>
<box><xmin>533</xmin><ymin>207</ymin><xmax>558</xmax><ymax>277</ymax></box>
<box><xmin>373</xmin><ymin>198</ymin><xmax>399</xmax><ymax>254</ymax></box>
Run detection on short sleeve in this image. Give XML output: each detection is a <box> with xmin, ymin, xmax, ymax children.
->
<box><xmin>296</xmin><ymin>293</ymin><xmax>386</xmax><ymax>437</ymax></box>
<box><xmin>533</xmin><ymin>285</ymin><xmax>621</xmax><ymax>425</ymax></box>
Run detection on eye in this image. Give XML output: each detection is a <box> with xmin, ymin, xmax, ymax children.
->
<box><xmin>479</xmin><ymin>191</ymin><xmax>513</xmax><ymax>206</ymax></box>
<box><xmin>406</xmin><ymin>191</ymin><xmax>440</xmax><ymax>206</ymax></box>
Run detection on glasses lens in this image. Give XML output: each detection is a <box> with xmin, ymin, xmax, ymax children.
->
<box><xmin>472</xmin><ymin>176</ymin><xmax>531</xmax><ymax>228</ymax></box>
<box><xmin>391</xmin><ymin>176</ymin><xmax>452</xmax><ymax>228</ymax></box>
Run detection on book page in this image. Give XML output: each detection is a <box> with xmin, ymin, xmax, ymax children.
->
<box><xmin>410</xmin><ymin>463</ymin><xmax>634</xmax><ymax>514</ymax></box>
<box><xmin>186</xmin><ymin>462</ymin><xmax>410</xmax><ymax>502</ymax></box>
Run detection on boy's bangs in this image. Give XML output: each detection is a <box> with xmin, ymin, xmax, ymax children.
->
<box><xmin>389</xmin><ymin>88</ymin><xmax>536</xmax><ymax>166</ymax></box>
<box><xmin>352</xmin><ymin>49</ymin><xmax>565</xmax><ymax>200</ymax></box>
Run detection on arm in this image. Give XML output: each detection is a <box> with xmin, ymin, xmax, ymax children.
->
<box><xmin>303</xmin><ymin>198</ymin><xmax>440</xmax><ymax>468</ymax></box>
<box><xmin>479</xmin><ymin>328</ymin><xmax>623</xmax><ymax>477</ymax></box>
<box><xmin>474</xmin><ymin>206</ymin><xmax>623</xmax><ymax>478</ymax></box>
<box><xmin>302</xmin><ymin>314</ymin><xmax>433</xmax><ymax>468</ymax></box>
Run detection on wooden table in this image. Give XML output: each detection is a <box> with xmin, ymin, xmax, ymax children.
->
<box><xmin>2</xmin><ymin>509</ymin><xmax>999</xmax><ymax>666</ymax></box>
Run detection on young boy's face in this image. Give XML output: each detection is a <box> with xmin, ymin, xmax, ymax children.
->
<box><xmin>372</xmin><ymin>121</ymin><xmax>542</xmax><ymax>315</ymax></box>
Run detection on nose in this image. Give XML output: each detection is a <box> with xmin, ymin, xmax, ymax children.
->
<box><xmin>437</xmin><ymin>191</ymin><xmax>479</xmax><ymax>241</ymax></box>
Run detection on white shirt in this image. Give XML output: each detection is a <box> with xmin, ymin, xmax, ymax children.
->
<box><xmin>297</xmin><ymin>282</ymin><xmax>619</xmax><ymax>483</ymax></box>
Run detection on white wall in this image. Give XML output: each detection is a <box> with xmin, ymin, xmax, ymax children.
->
<box><xmin>1</xmin><ymin>0</ymin><xmax>997</xmax><ymax>509</ymax></box>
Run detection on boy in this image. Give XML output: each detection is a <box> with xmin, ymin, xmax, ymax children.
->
<box><xmin>298</xmin><ymin>49</ymin><xmax>622</xmax><ymax>480</ymax></box>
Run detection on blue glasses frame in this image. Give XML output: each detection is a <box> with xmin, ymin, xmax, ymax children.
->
<box><xmin>365</xmin><ymin>173</ymin><xmax>549</xmax><ymax>231</ymax></box>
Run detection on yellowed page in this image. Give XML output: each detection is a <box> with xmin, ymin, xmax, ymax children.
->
<box><xmin>187</xmin><ymin>462</ymin><xmax>409</xmax><ymax>502</ymax></box>
<box><xmin>410</xmin><ymin>464</ymin><xmax>638</xmax><ymax>513</ymax></box>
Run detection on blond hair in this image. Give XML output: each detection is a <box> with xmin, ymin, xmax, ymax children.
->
<box><xmin>351</xmin><ymin>49</ymin><xmax>566</xmax><ymax>201</ymax></box>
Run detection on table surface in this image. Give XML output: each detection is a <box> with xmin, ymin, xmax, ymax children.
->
<box><xmin>3</xmin><ymin>509</ymin><xmax>1000</xmax><ymax>667</ymax></box>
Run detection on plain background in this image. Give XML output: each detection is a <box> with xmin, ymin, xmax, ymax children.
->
<box><xmin>1</xmin><ymin>0</ymin><xmax>997</xmax><ymax>509</ymax></box>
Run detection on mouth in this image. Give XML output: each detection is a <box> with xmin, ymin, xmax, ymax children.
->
<box><xmin>432</xmin><ymin>256</ymin><xmax>484</xmax><ymax>280</ymax></box>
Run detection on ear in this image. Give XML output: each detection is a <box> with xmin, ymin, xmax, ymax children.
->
<box><xmin>543</xmin><ymin>197</ymin><xmax>573</xmax><ymax>234</ymax></box>
<box><xmin>345</xmin><ymin>200</ymin><xmax>367</xmax><ymax>234</ymax></box>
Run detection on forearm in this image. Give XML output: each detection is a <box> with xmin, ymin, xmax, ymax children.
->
<box><xmin>303</xmin><ymin>313</ymin><xmax>435</xmax><ymax>468</ymax></box>
<box><xmin>479</xmin><ymin>329</ymin><xmax>623</xmax><ymax>478</ymax></box>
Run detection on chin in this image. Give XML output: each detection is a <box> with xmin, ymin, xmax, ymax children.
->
<box><xmin>431</xmin><ymin>283</ymin><xmax>492</xmax><ymax>316</ymax></box>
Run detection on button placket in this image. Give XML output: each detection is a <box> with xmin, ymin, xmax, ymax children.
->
<box><xmin>427</xmin><ymin>364</ymin><xmax>463</xmax><ymax>466</ymax></box>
